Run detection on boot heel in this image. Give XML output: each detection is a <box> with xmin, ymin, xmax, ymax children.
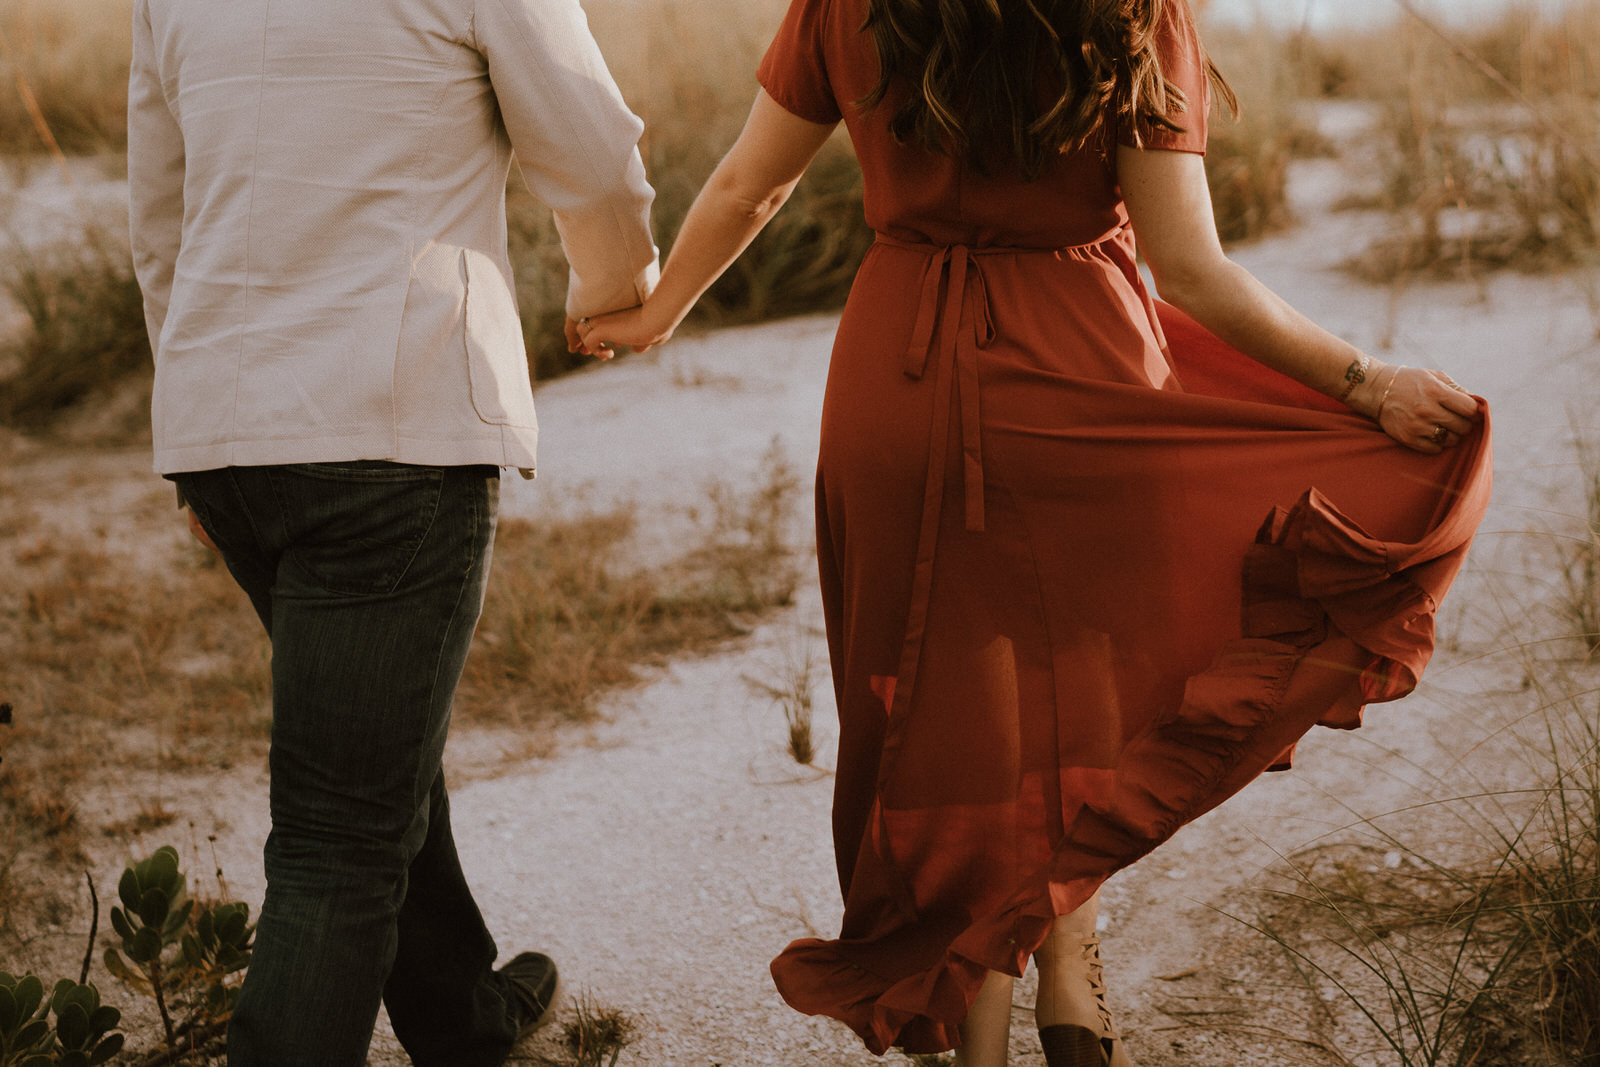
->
<box><xmin>1038</xmin><ymin>1023</ymin><xmax>1108</xmax><ymax>1067</ymax></box>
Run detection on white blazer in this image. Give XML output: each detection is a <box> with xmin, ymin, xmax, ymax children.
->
<box><xmin>129</xmin><ymin>0</ymin><xmax>659</xmax><ymax>475</ymax></box>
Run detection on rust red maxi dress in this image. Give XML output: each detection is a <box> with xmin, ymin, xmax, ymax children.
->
<box><xmin>759</xmin><ymin>0</ymin><xmax>1493</xmax><ymax>1055</ymax></box>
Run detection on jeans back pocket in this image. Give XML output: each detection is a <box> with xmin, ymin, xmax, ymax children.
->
<box><xmin>266</xmin><ymin>462</ymin><xmax>446</xmax><ymax>597</ymax></box>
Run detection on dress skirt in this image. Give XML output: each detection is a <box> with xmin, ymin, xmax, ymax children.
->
<box><xmin>769</xmin><ymin>235</ymin><xmax>1492</xmax><ymax>1055</ymax></box>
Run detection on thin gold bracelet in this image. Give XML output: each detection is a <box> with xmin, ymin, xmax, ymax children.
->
<box><xmin>1376</xmin><ymin>365</ymin><xmax>1406</xmax><ymax>418</ymax></box>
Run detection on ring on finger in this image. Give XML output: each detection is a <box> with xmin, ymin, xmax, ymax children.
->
<box><xmin>1428</xmin><ymin>424</ymin><xmax>1450</xmax><ymax>445</ymax></box>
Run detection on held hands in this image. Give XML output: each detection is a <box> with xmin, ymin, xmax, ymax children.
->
<box><xmin>566</xmin><ymin>302</ymin><xmax>678</xmax><ymax>360</ymax></box>
<box><xmin>1349</xmin><ymin>362</ymin><xmax>1481</xmax><ymax>455</ymax></box>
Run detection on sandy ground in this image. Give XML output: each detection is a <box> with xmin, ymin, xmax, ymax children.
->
<box><xmin>5</xmin><ymin>103</ymin><xmax>1599</xmax><ymax>1065</ymax></box>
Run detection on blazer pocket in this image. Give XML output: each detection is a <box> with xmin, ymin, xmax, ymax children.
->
<box><xmin>462</xmin><ymin>248</ymin><xmax>539</xmax><ymax>429</ymax></box>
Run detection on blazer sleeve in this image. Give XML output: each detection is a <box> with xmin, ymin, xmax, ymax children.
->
<box><xmin>473</xmin><ymin>0</ymin><xmax>660</xmax><ymax>318</ymax></box>
<box><xmin>127</xmin><ymin>0</ymin><xmax>186</xmax><ymax>357</ymax></box>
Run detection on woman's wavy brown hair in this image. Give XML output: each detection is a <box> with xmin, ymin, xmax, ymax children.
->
<box><xmin>860</xmin><ymin>0</ymin><xmax>1236</xmax><ymax>178</ymax></box>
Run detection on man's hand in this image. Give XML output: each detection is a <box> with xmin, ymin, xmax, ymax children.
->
<box><xmin>185</xmin><ymin>507</ymin><xmax>219</xmax><ymax>553</ymax></box>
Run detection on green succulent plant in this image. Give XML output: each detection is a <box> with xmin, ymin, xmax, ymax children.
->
<box><xmin>40</xmin><ymin>982</ymin><xmax>121</xmax><ymax>1067</ymax></box>
<box><xmin>100</xmin><ymin>846</ymin><xmax>253</xmax><ymax>1057</ymax></box>
<box><xmin>104</xmin><ymin>845</ymin><xmax>192</xmax><ymax>983</ymax></box>
<box><xmin>179</xmin><ymin>900</ymin><xmax>254</xmax><ymax>1022</ymax></box>
<box><xmin>0</xmin><ymin>974</ymin><xmax>123</xmax><ymax>1067</ymax></box>
<box><xmin>0</xmin><ymin>973</ymin><xmax>51</xmax><ymax>1067</ymax></box>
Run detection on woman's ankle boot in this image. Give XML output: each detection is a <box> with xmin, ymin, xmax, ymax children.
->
<box><xmin>1037</xmin><ymin>935</ymin><xmax>1132</xmax><ymax>1067</ymax></box>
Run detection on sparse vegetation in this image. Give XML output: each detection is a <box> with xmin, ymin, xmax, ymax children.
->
<box><xmin>462</xmin><ymin>446</ymin><xmax>799</xmax><ymax>725</ymax></box>
<box><xmin>1337</xmin><ymin>3</ymin><xmax>1600</xmax><ymax>281</ymax></box>
<box><xmin>746</xmin><ymin>632</ymin><xmax>821</xmax><ymax>767</ymax></box>
<box><xmin>1233</xmin><ymin>683</ymin><xmax>1600</xmax><ymax>1067</ymax></box>
<box><xmin>0</xmin><ymin>528</ymin><xmax>270</xmax><ymax>888</ymax></box>
<box><xmin>1204</xmin><ymin>25</ymin><xmax>1333</xmax><ymax>242</ymax></box>
<box><xmin>0</xmin><ymin>232</ymin><xmax>150</xmax><ymax>438</ymax></box>
<box><xmin>1557</xmin><ymin>431</ymin><xmax>1600</xmax><ymax>656</ymax></box>
<box><xmin>0</xmin><ymin>0</ymin><xmax>131</xmax><ymax>156</ymax></box>
<box><xmin>0</xmin><ymin>454</ymin><xmax>798</xmax><ymax>946</ymax></box>
<box><xmin>535</xmin><ymin>993</ymin><xmax>639</xmax><ymax>1067</ymax></box>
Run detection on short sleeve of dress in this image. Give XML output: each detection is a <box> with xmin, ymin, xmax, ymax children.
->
<box><xmin>757</xmin><ymin>0</ymin><xmax>844</xmax><ymax>125</ymax></box>
<box><xmin>1117</xmin><ymin>0</ymin><xmax>1209</xmax><ymax>154</ymax></box>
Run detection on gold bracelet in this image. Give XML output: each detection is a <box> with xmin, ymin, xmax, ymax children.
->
<box><xmin>1336</xmin><ymin>354</ymin><xmax>1373</xmax><ymax>404</ymax></box>
<box><xmin>1377</xmin><ymin>365</ymin><xmax>1406</xmax><ymax>418</ymax></box>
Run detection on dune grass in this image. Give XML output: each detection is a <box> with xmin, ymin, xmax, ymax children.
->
<box><xmin>1177</xmin><ymin>434</ymin><xmax>1600</xmax><ymax>1067</ymax></box>
<box><xmin>0</xmin><ymin>231</ymin><xmax>150</xmax><ymax>436</ymax></box>
<box><xmin>514</xmin><ymin>0</ymin><xmax>872</xmax><ymax>383</ymax></box>
<box><xmin>460</xmin><ymin>446</ymin><xmax>800</xmax><ymax>725</ymax></box>
<box><xmin>533</xmin><ymin>993</ymin><xmax>639</xmax><ymax>1067</ymax></box>
<box><xmin>1202</xmin><ymin>24</ymin><xmax>1334</xmax><ymax>243</ymax></box>
<box><xmin>0</xmin><ymin>459</ymin><xmax>799</xmax><ymax>768</ymax></box>
<box><xmin>1238</xmin><ymin>686</ymin><xmax>1600</xmax><ymax>1067</ymax></box>
<box><xmin>1333</xmin><ymin>2</ymin><xmax>1600</xmax><ymax>281</ymax></box>
<box><xmin>745</xmin><ymin>629</ymin><xmax>822</xmax><ymax>767</ymax></box>
<box><xmin>0</xmin><ymin>0</ymin><xmax>131</xmax><ymax>156</ymax></box>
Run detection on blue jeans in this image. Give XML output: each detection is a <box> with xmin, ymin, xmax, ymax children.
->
<box><xmin>173</xmin><ymin>462</ymin><xmax>521</xmax><ymax>1067</ymax></box>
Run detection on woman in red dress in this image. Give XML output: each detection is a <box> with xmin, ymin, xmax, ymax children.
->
<box><xmin>580</xmin><ymin>1</ymin><xmax>1490</xmax><ymax>1063</ymax></box>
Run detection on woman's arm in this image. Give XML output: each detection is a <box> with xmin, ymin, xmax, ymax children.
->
<box><xmin>1118</xmin><ymin>146</ymin><xmax>1480</xmax><ymax>453</ymax></box>
<box><xmin>572</xmin><ymin>90</ymin><xmax>838</xmax><ymax>355</ymax></box>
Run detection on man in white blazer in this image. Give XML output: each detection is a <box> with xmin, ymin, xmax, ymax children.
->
<box><xmin>128</xmin><ymin>0</ymin><xmax>657</xmax><ymax>1061</ymax></box>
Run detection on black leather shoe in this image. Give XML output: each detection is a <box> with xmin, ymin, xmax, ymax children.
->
<box><xmin>499</xmin><ymin>951</ymin><xmax>561</xmax><ymax>1039</ymax></box>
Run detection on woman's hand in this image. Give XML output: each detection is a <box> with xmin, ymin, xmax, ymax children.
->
<box><xmin>1356</xmin><ymin>364</ymin><xmax>1481</xmax><ymax>455</ymax></box>
<box><xmin>567</xmin><ymin>304</ymin><xmax>677</xmax><ymax>359</ymax></box>
<box><xmin>1119</xmin><ymin>148</ymin><xmax>1486</xmax><ymax>455</ymax></box>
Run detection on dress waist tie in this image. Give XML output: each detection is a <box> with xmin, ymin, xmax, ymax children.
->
<box><xmin>872</xmin><ymin>236</ymin><xmax>998</xmax><ymax>809</ymax></box>
<box><xmin>892</xmin><ymin>239</ymin><xmax>995</xmax><ymax>535</ymax></box>
<box><xmin>871</xmin><ymin>236</ymin><xmax>1124</xmax><ymax>737</ymax></box>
